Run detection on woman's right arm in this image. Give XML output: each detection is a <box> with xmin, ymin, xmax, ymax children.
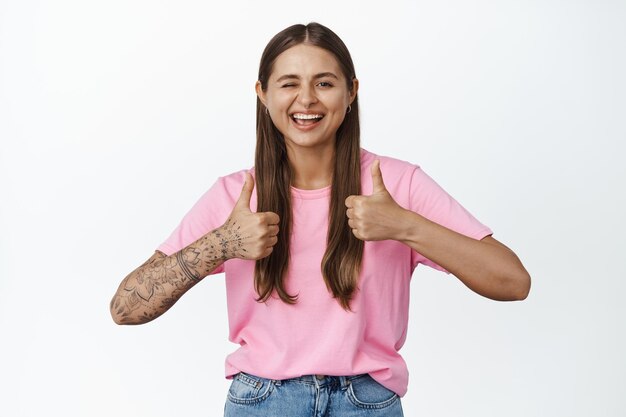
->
<box><xmin>110</xmin><ymin>173</ymin><xmax>279</xmax><ymax>325</ymax></box>
<box><xmin>109</xmin><ymin>229</ymin><xmax>228</xmax><ymax>325</ymax></box>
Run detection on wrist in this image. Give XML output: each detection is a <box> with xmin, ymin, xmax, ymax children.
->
<box><xmin>213</xmin><ymin>223</ymin><xmax>243</xmax><ymax>261</ymax></box>
<box><xmin>203</xmin><ymin>226</ymin><xmax>231</xmax><ymax>261</ymax></box>
<box><xmin>397</xmin><ymin>209</ymin><xmax>425</xmax><ymax>244</ymax></box>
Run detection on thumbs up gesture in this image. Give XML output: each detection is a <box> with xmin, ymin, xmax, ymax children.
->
<box><xmin>218</xmin><ymin>172</ymin><xmax>280</xmax><ymax>260</ymax></box>
<box><xmin>345</xmin><ymin>160</ymin><xmax>409</xmax><ymax>242</ymax></box>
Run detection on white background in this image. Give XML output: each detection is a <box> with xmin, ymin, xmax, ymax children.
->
<box><xmin>1</xmin><ymin>1</ymin><xmax>625</xmax><ymax>416</ymax></box>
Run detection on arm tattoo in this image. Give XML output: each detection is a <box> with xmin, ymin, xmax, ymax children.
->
<box><xmin>176</xmin><ymin>250</ymin><xmax>201</xmax><ymax>283</ymax></box>
<box><xmin>111</xmin><ymin>225</ymin><xmax>239</xmax><ymax>324</ymax></box>
<box><xmin>213</xmin><ymin>218</ymin><xmax>248</xmax><ymax>259</ymax></box>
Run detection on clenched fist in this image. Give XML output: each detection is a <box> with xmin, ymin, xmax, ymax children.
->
<box><xmin>217</xmin><ymin>172</ymin><xmax>280</xmax><ymax>260</ymax></box>
<box><xmin>345</xmin><ymin>160</ymin><xmax>409</xmax><ymax>242</ymax></box>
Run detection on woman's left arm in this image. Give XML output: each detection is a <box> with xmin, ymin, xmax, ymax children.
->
<box><xmin>398</xmin><ymin>213</ymin><xmax>531</xmax><ymax>301</ymax></box>
<box><xmin>345</xmin><ymin>160</ymin><xmax>531</xmax><ymax>301</ymax></box>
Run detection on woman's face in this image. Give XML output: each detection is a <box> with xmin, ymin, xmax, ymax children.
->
<box><xmin>256</xmin><ymin>43</ymin><xmax>358</xmax><ymax>153</ymax></box>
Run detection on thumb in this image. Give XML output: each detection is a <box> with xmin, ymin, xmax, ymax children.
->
<box><xmin>370</xmin><ymin>159</ymin><xmax>387</xmax><ymax>194</ymax></box>
<box><xmin>235</xmin><ymin>172</ymin><xmax>254</xmax><ymax>211</ymax></box>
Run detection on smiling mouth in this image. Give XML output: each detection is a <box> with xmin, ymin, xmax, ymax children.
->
<box><xmin>291</xmin><ymin>113</ymin><xmax>325</xmax><ymax>126</ymax></box>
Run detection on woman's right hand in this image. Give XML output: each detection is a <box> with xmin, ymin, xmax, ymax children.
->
<box><xmin>110</xmin><ymin>172</ymin><xmax>275</xmax><ymax>325</ymax></box>
<box><xmin>217</xmin><ymin>172</ymin><xmax>280</xmax><ymax>260</ymax></box>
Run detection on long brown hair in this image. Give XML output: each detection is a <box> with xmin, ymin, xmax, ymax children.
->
<box><xmin>254</xmin><ymin>22</ymin><xmax>362</xmax><ymax>312</ymax></box>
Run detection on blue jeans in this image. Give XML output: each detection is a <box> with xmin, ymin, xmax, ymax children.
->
<box><xmin>224</xmin><ymin>371</ymin><xmax>404</xmax><ymax>416</ymax></box>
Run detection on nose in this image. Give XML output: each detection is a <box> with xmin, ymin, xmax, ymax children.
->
<box><xmin>297</xmin><ymin>84</ymin><xmax>318</xmax><ymax>108</ymax></box>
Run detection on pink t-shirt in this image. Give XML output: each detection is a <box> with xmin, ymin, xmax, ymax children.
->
<box><xmin>157</xmin><ymin>148</ymin><xmax>492</xmax><ymax>397</ymax></box>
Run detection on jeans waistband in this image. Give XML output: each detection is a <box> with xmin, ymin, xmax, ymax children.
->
<box><xmin>272</xmin><ymin>373</ymin><xmax>368</xmax><ymax>389</ymax></box>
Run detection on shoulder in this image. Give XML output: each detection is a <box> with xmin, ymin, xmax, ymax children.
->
<box><xmin>360</xmin><ymin>147</ymin><xmax>421</xmax><ymax>180</ymax></box>
<box><xmin>199</xmin><ymin>166</ymin><xmax>254</xmax><ymax>204</ymax></box>
<box><xmin>361</xmin><ymin>147</ymin><xmax>420</xmax><ymax>168</ymax></box>
<box><xmin>217</xmin><ymin>167</ymin><xmax>253</xmax><ymax>188</ymax></box>
<box><xmin>359</xmin><ymin>148</ymin><xmax>423</xmax><ymax>197</ymax></box>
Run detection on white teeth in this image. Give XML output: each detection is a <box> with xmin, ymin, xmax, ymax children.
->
<box><xmin>292</xmin><ymin>113</ymin><xmax>324</xmax><ymax>119</ymax></box>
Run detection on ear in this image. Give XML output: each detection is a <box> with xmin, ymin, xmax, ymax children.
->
<box><xmin>349</xmin><ymin>77</ymin><xmax>359</xmax><ymax>104</ymax></box>
<box><xmin>255</xmin><ymin>80</ymin><xmax>267</xmax><ymax>107</ymax></box>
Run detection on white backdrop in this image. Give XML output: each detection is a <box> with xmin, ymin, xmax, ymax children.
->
<box><xmin>1</xmin><ymin>1</ymin><xmax>625</xmax><ymax>416</ymax></box>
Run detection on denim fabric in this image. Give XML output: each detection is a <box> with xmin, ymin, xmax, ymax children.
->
<box><xmin>224</xmin><ymin>371</ymin><xmax>403</xmax><ymax>416</ymax></box>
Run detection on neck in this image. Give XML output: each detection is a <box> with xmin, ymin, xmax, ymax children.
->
<box><xmin>286</xmin><ymin>142</ymin><xmax>335</xmax><ymax>190</ymax></box>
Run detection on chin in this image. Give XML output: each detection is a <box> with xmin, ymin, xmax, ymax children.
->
<box><xmin>285</xmin><ymin>136</ymin><xmax>336</xmax><ymax>149</ymax></box>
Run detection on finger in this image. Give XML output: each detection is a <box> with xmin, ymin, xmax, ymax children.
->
<box><xmin>235</xmin><ymin>172</ymin><xmax>254</xmax><ymax>211</ymax></box>
<box><xmin>345</xmin><ymin>195</ymin><xmax>355</xmax><ymax>208</ymax></box>
<box><xmin>267</xmin><ymin>235</ymin><xmax>278</xmax><ymax>247</ymax></box>
<box><xmin>267</xmin><ymin>224</ymin><xmax>279</xmax><ymax>236</ymax></box>
<box><xmin>264</xmin><ymin>211</ymin><xmax>280</xmax><ymax>225</ymax></box>
<box><xmin>259</xmin><ymin>246</ymin><xmax>274</xmax><ymax>259</ymax></box>
<box><xmin>346</xmin><ymin>208</ymin><xmax>354</xmax><ymax>219</ymax></box>
<box><xmin>351</xmin><ymin>228</ymin><xmax>363</xmax><ymax>241</ymax></box>
<box><xmin>371</xmin><ymin>159</ymin><xmax>387</xmax><ymax>194</ymax></box>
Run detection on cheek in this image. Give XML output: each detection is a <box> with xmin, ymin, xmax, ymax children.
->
<box><xmin>268</xmin><ymin>90</ymin><xmax>295</xmax><ymax>107</ymax></box>
<box><xmin>326</xmin><ymin>91</ymin><xmax>351</xmax><ymax>109</ymax></box>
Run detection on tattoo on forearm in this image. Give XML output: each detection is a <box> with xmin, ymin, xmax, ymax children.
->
<box><xmin>111</xmin><ymin>223</ymin><xmax>250</xmax><ymax>324</ymax></box>
<box><xmin>176</xmin><ymin>250</ymin><xmax>201</xmax><ymax>283</ymax></box>
<box><xmin>213</xmin><ymin>219</ymin><xmax>248</xmax><ymax>259</ymax></box>
<box><xmin>110</xmin><ymin>219</ymin><xmax>258</xmax><ymax>324</ymax></box>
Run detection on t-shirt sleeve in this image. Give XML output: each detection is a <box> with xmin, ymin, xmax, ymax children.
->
<box><xmin>156</xmin><ymin>176</ymin><xmax>232</xmax><ymax>276</ymax></box>
<box><xmin>408</xmin><ymin>166</ymin><xmax>493</xmax><ymax>274</ymax></box>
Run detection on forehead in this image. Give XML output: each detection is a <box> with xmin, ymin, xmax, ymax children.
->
<box><xmin>270</xmin><ymin>44</ymin><xmax>343</xmax><ymax>80</ymax></box>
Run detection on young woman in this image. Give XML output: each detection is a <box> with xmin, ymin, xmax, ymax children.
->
<box><xmin>110</xmin><ymin>22</ymin><xmax>531</xmax><ymax>417</ymax></box>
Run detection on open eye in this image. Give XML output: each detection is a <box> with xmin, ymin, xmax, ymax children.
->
<box><xmin>318</xmin><ymin>82</ymin><xmax>333</xmax><ymax>87</ymax></box>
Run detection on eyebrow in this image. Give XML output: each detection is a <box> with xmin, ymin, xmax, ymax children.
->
<box><xmin>275</xmin><ymin>72</ymin><xmax>339</xmax><ymax>83</ymax></box>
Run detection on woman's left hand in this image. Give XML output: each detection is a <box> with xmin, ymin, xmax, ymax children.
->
<box><xmin>345</xmin><ymin>160</ymin><xmax>412</xmax><ymax>241</ymax></box>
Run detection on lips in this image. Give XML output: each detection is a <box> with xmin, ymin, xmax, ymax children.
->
<box><xmin>289</xmin><ymin>112</ymin><xmax>325</xmax><ymax>129</ymax></box>
<box><xmin>292</xmin><ymin>116</ymin><xmax>323</xmax><ymax>126</ymax></box>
